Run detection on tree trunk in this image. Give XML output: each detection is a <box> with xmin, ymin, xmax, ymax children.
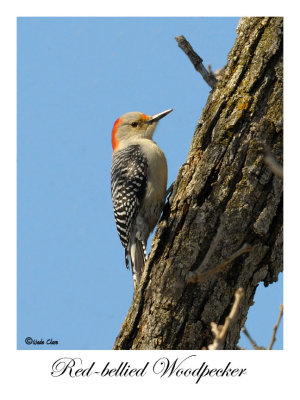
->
<box><xmin>113</xmin><ymin>17</ymin><xmax>283</xmax><ymax>350</ymax></box>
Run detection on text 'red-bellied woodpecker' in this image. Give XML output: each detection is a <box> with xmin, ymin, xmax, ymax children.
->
<box><xmin>111</xmin><ymin>109</ymin><xmax>172</xmax><ymax>289</ymax></box>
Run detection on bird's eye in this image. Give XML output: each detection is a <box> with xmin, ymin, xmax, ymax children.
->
<box><xmin>131</xmin><ymin>122</ymin><xmax>138</xmax><ymax>127</ymax></box>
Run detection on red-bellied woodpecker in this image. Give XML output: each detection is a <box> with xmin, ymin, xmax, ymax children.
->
<box><xmin>111</xmin><ymin>108</ymin><xmax>172</xmax><ymax>289</ymax></box>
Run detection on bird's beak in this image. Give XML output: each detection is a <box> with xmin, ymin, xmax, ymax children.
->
<box><xmin>148</xmin><ymin>108</ymin><xmax>173</xmax><ymax>124</ymax></box>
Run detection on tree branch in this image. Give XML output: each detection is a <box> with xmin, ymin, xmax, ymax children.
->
<box><xmin>241</xmin><ymin>327</ymin><xmax>266</xmax><ymax>350</ymax></box>
<box><xmin>208</xmin><ymin>288</ymin><xmax>244</xmax><ymax>350</ymax></box>
<box><xmin>188</xmin><ymin>243</ymin><xmax>252</xmax><ymax>284</ymax></box>
<box><xmin>268</xmin><ymin>304</ymin><xmax>283</xmax><ymax>350</ymax></box>
<box><xmin>175</xmin><ymin>35</ymin><xmax>217</xmax><ymax>89</ymax></box>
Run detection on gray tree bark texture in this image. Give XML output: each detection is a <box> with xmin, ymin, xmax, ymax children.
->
<box><xmin>114</xmin><ymin>17</ymin><xmax>283</xmax><ymax>350</ymax></box>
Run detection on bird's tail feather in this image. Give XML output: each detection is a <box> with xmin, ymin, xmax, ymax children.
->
<box><xmin>129</xmin><ymin>239</ymin><xmax>147</xmax><ymax>289</ymax></box>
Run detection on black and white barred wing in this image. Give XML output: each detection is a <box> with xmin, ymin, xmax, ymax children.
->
<box><xmin>111</xmin><ymin>145</ymin><xmax>147</xmax><ymax>267</ymax></box>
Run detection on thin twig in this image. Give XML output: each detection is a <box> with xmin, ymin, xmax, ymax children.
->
<box><xmin>190</xmin><ymin>218</ymin><xmax>225</xmax><ymax>276</ymax></box>
<box><xmin>207</xmin><ymin>64</ymin><xmax>213</xmax><ymax>75</ymax></box>
<box><xmin>208</xmin><ymin>288</ymin><xmax>244</xmax><ymax>350</ymax></box>
<box><xmin>242</xmin><ymin>327</ymin><xmax>266</xmax><ymax>350</ymax></box>
<box><xmin>188</xmin><ymin>243</ymin><xmax>252</xmax><ymax>284</ymax></box>
<box><xmin>268</xmin><ymin>304</ymin><xmax>283</xmax><ymax>350</ymax></box>
<box><xmin>214</xmin><ymin>67</ymin><xmax>225</xmax><ymax>81</ymax></box>
<box><xmin>264</xmin><ymin>148</ymin><xmax>283</xmax><ymax>179</ymax></box>
<box><xmin>175</xmin><ymin>35</ymin><xmax>217</xmax><ymax>89</ymax></box>
<box><xmin>241</xmin><ymin>304</ymin><xmax>283</xmax><ymax>350</ymax></box>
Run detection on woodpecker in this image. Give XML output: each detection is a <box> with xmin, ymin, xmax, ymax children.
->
<box><xmin>111</xmin><ymin>108</ymin><xmax>172</xmax><ymax>289</ymax></box>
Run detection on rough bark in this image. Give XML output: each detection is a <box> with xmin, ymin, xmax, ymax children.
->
<box><xmin>114</xmin><ymin>17</ymin><xmax>283</xmax><ymax>350</ymax></box>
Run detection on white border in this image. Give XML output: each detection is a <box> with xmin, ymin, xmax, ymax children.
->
<box><xmin>2</xmin><ymin>1</ymin><xmax>298</xmax><ymax>397</ymax></box>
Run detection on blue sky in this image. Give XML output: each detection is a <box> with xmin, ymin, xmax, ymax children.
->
<box><xmin>17</xmin><ymin>17</ymin><xmax>283</xmax><ymax>350</ymax></box>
